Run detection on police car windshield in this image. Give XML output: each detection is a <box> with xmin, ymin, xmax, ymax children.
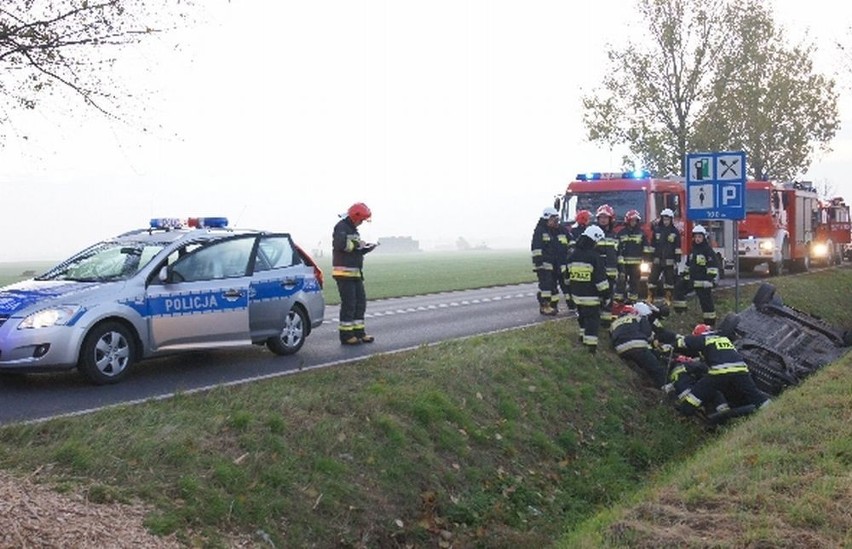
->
<box><xmin>573</xmin><ymin>191</ymin><xmax>645</xmax><ymax>220</ymax></box>
<box><xmin>36</xmin><ymin>241</ymin><xmax>166</xmax><ymax>282</ymax></box>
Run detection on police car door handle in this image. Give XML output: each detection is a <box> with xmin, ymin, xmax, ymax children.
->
<box><xmin>281</xmin><ymin>278</ymin><xmax>298</xmax><ymax>287</ymax></box>
<box><xmin>222</xmin><ymin>289</ymin><xmax>244</xmax><ymax>299</ymax></box>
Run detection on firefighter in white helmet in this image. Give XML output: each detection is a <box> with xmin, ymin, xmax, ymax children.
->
<box><xmin>647</xmin><ymin>208</ymin><xmax>682</xmax><ymax>304</ymax></box>
<box><xmin>672</xmin><ymin>224</ymin><xmax>719</xmax><ymax>326</ymax></box>
<box><xmin>566</xmin><ymin>225</ymin><xmax>611</xmax><ymax>353</ymax></box>
<box><xmin>531</xmin><ymin>207</ymin><xmax>568</xmax><ymax>315</ymax></box>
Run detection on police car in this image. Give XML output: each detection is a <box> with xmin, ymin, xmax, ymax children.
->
<box><xmin>0</xmin><ymin>217</ymin><xmax>325</xmax><ymax>384</ymax></box>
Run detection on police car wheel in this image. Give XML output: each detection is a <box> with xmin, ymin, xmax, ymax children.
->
<box><xmin>78</xmin><ymin>321</ymin><xmax>136</xmax><ymax>385</ymax></box>
<box><xmin>267</xmin><ymin>306</ymin><xmax>307</xmax><ymax>356</ymax></box>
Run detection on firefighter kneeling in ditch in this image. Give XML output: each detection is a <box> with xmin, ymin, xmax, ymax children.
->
<box><xmin>609</xmin><ymin>301</ymin><xmax>668</xmax><ymax>390</ymax></box>
<box><xmin>656</xmin><ymin>323</ymin><xmax>772</xmax><ymax>424</ymax></box>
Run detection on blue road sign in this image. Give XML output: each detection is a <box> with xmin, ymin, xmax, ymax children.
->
<box><xmin>685</xmin><ymin>151</ymin><xmax>746</xmax><ymax>220</ymax></box>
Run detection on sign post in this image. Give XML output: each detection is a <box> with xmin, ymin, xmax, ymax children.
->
<box><xmin>685</xmin><ymin>151</ymin><xmax>747</xmax><ymax>312</ymax></box>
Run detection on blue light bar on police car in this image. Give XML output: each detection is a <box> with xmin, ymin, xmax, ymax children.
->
<box><xmin>149</xmin><ymin>217</ymin><xmax>229</xmax><ymax>230</ymax></box>
<box><xmin>150</xmin><ymin>217</ymin><xmax>184</xmax><ymax>229</ymax></box>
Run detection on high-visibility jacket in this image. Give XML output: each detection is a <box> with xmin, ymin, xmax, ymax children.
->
<box><xmin>683</xmin><ymin>240</ymin><xmax>719</xmax><ymax>288</ymax></box>
<box><xmin>661</xmin><ymin>331</ymin><xmax>750</xmax><ymax>376</ymax></box>
<box><xmin>567</xmin><ymin>239</ymin><xmax>610</xmax><ymax>307</ymax></box>
<box><xmin>650</xmin><ymin>223</ymin><xmax>682</xmax><ymax>266</ymax></box>
<box><xmin>609</xmin><ymin>313</ymin><xmax>653</xmax><ymax>354</ymax></box>
<box><xmin>617</xmin><ymin>224</ymin><xmax>651</xmax><ymax>266</ymax></box>
<box><xmin>596</xmin><ymin>224</ymin><xmax>620</xmax><ymax>278</ymax></box>
<box><xmin>332</xmin><ymin>216</ymin><xmax>373</xmax><ymax>279</ymax></box>
<box><xmin>530</xmin><ymin>218</ymin><xmax>565</xmax><ymax>272</ymax></box>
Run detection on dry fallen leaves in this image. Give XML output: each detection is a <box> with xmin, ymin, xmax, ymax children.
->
<box><xmin>0</xmin><ymin>470</ymin><xmax>180</xmax><ymax>549</ymax></box>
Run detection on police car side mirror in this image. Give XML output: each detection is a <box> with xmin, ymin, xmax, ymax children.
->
<box><xmin>158</xmin><ymin>266</ymin><xmax>170</xmax><ymax>284</ymax></box>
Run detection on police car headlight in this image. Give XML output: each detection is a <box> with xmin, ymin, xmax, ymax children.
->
<box><xmin>18</xmin><ymin>306</ymin><xmax>82</xmax><ymax>329</ymax></box>
<box><xmin>812</xmin><ymin>243</ymin><xmax>828</xmax><ymax>257</ymax></box>
<box><xmin>639</xmin><ymin>261</ymin><xmax>651</xmax><ymax>275</ymax></box>
<box><xmin>759</xmin><ymin>240</ymin><xmax>775</xmax><ymax>252</ymax></box>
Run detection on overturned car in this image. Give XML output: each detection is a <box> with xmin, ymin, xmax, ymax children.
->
<box><xmin>719</xmin><ymin>283</ymin><xmax>852</xmax><ymax>396</ymax></box>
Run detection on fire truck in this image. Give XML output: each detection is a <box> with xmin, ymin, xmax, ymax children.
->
<box><xmin>555</xmin><ymin>171</ymin><xmax>733</xmax><ymax>274</ymax></box>
<box><xmin>812</xmin><ymin>196</ymin><xmax>851</xmax><ymax>266</ymax></box>
<box><xmin>737</xmin><ymin>181</ymin><xmax>820</xmax><ymax>275</ymax></box>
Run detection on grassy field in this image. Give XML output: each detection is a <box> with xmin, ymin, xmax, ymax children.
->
<box><xmin>314</xmin><ymin>249</ymin><xmax>535</xmax><ymax>304</ymax></box>
<box><xmin>0</xmin><ymin>263</ymin><xmax>849</xmax><ymax>546</ymax></box>
<box><xmin>0</xmin><ymin>251</ymin><xmax>535</xmax><ymax>305</ymax></box>
<box><xmin>0</xmin><ymin>261</ymin><xmax>57</xmax><ymax>287</ymax></box>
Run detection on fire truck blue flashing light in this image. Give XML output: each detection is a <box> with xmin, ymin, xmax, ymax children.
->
<box><xmin>575</xmin><ymin>170</ymin><xmax>651</xmax><ymax>181</ymax></box>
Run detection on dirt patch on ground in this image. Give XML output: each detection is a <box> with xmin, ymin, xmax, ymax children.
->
<box><xmin>602</xmin><ymin>487</ymin><xmax>838</xmax><ymax>548</ymax></box>
<box><xmin>0</xmin><ymin>470</ymin><xmax>181</xmax><ymax>548</ymax></box>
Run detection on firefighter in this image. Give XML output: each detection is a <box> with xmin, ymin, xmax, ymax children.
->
<box><xmin>530</xmin><ymin>207</ymin><xmax>563</xmax><ymax>315</ymax></box>
<box><xmin>332</xmin><ymin>202</ymin><xmax>378</xmax><ymax>345</ymax></box>
<box><xmin>568</xmin><ymin>209</ymin><xmax>592</xmax><ymax>249</ymax></box>
<box><xmin>564</xmin><ymin>209</ymin><xmax>592</xmax><ymax>311</ymax></box>
<box><xmin>567</xmin><ymin>225</ymin><xmax>610</xmax><ymax>353</ymax></box>
<box><xmin>647</xmin><ymin>208</ymin><xmax>682</xmax><ymax>304</ymax></box>
<box><xmin>617</xmin><ymin>209</ymin><xmax>651</xmax><ymax>303</ymax></box>
<box><xmin>594</xmin><ymin>204</ymin><xmax>620</xmax><ymax>326</ymax></box>
<box><xmin>609</xmin><ymin>302</ymin><xmax>668</xmax><ymax>388</ymax></box>
<box><xmin>672</xmin><ymin>224</ymin><xmax>719</xmax><ymax>326</ymax></box>
<box><xmin>657</xmin><ymin>324</ymin><xmax>771</xmax><ymax>417</ymax></box>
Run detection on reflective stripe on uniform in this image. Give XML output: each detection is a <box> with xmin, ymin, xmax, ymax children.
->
<box><xmin>708</xmin><ymin>362</ymin><xmax>748</xmax><ymax>375</ymax></box>
<box><xmin>333</xmin><ymin>266</ymin><xmax>362</xmax><ymax>278</ymax></box>
<box><xmin>615</xmin><ymin>340</ymin><xmax>651</xmax><ymax>354</ymax></box>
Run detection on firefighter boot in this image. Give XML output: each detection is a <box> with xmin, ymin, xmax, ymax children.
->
<box><xmin>540</xmin><ymin>304</ymin><xmax>557</xmax><ymax>316</ymax></box>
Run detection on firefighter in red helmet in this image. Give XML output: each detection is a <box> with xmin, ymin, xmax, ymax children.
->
<box><xmin>617</xmin><ymin>209</ymin><xmax>651</xmax><ymax>303</ymax></box>
<box><xmin>595</xmin><ymin>204</ymin><xmax>620</xmax><ymax>327</ymax></box>
<box><xmin>332</xmin><ymin>202</ymin><xmax>378</xmax><ymax>344</ymax></box>
<box><xmin>656</xmin><ymin>323</ymin><xmax>771</xmax><ymax>417</ymax></box>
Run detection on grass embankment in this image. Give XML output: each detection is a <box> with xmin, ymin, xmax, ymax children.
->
<box><xmin>561</xmin><ymin>267</ymin><xmax>852</xmax><ymax>548</ymax></box>
<box><xmin>0</xmin><ymin>262</ymin><xmax>848</xmax><ymax>547</ymax></box>
<box><xmin>316</xmin><ymin>249</ymin><xmax>536</xmax><ymax>305</ymax></box>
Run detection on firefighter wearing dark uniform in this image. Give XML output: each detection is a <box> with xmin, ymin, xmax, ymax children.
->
<box><xmin>564</xmin><ymin>209</ymin><xmax>592</xmax><ymax>311</ymax></box>
<box><xmin>647</xmin><ymin>208</ymin><xmax>682</xmax><ymax>304</ymax></box>
<box><xmin>567</xmin><ymin>225</ymin><xmax>610</xmax><ymax>353</ymax></box>
<box><xmin>332</xmin><ymin>202</ymin><xmax>377</xmax><ymax>345</ymax></box>
<box><xmin>594</xmin><ymin>204</ymin><xmax>620</xmax><ymax>326</ymax></box>
<box><xmin>617</xmin><ymin>209</ymin><xmax>651</xmax><ymax>303</ymax></box>
<box><xmin>663</xmin><ymin>356</ymin><xmax>729</xmax><ymax>415</ymax></box>
<box><xmin>609</xmin><ymin>302</ymin><xmax>667</xmax><ymax>388</ymax></box>
<box><xmin>658</xmin><ymin>324</ymin><xmax>771</xmax><ymax>416</ymax></box>
<box><xmin>567</xmin><ymin>209</ymin><xmax>592</xmax><ymax>255</ymax></box>
<box><xmin>672</xmin><ymin>224</ymin><xmax>719</xmax><ymax>326</ymax></box>
<box><xmin>531</xmin><ymin>207</ymin><xmax>563</xmax><ymax>315</ymax></box>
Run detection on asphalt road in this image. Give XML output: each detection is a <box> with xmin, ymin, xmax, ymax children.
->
<box><xmin>0</xmin><ymin>269</ymin><xmax>803</xmax><ymax>425</ymax></box>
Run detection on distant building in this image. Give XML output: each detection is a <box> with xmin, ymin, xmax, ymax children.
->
<box><xmin>377</xmin><ymin>236</ymin><xmax>420</xmax><ymax>253</ymax></box>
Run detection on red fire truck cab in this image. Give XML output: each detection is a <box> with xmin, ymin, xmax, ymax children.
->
<box><xmin>737</xmin><ymin>181</ymin><xmax>819</xmax><ymax>275</ymax></box>
<box><xmin>812</xmin><ymin>196</ymin><xmax>851</xmax><ymax>265</ymax></box>
<box><xmin>556</xmin><ymin>171</ymin><xmax>732</xmax><ymax>274</ymax></box>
